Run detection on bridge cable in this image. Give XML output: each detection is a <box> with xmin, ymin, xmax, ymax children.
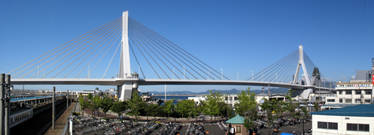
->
<box><xmin>130</xmin><ymin>21</ymin><xmax>204</xmax><ymax>80</ymax></box>
<box><xmin>132</xmin><ymin>21</ymin><xmax>215</xmax><ymax>80</ymax></box>
<box><xmin>10</xmin><ymin>18</ymin><xmax>121</xmax><ymax>77</ymax></box>
<box><xmin>130</xmin><ymin>21</ymin><xmax>185</xmax><ymax>79</ymax></box>
<box><xmin>130</xmin><ymin>26</ymin><xmax>174</xmax><ymax>79</ymax></box>
<box><xmin>16</xmin><ymin>18</ymin><xmax>120</xmax><ymax>78</ymax></box>
<box><xmin>20</xmin><ymin>19</ymin><xmax>119</xmax><ymax>78</ymax></box>
<box><xmin>129</xmin><ymin>18</ymin><xmax>222</xmax><ymax>80</ymax></box>
<box><xmin>68</xmin><ymin>21</ymin><xmax>122</xmax><ymax>78</ymax></box>
<box><xmin>86</xmin><ymin>27</ymin><xmax>122</xmax><ymax>78</ymax></box>
<box><xmin>43</xmin><ymin>20</ymin><xmax>119</xmax><ymax>78</ymax></box>
<box><xmin>130</xmin><ymin>31</ymin><xmax>171</xmax><ymax>79</ymax></box>
<box><xmin>129</xmin><ymin>38</ymin><xmax>162</xmax><ymax>79</ymax></box>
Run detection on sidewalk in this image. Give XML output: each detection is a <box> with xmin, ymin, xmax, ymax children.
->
<box><xmin>44</xmin><ymin>102</ymin><xmax>76</xmax><ymax>135</ymax></box>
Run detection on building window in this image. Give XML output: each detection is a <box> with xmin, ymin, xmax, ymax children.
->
<box><xmin>338</xmin><ymin>91</ymin><xmax>343</xmax><ymax>94</ymax></box>
<box><xmin>346</xmin><ymin>90</ymin><xmax>352</xmax><ymax>95</ymax></box>
<box><xmin>359</xmin><ymin>124</ymin><xmax>370</xmax><ymax>131</ymax></box>
<box><xmin>339</xmin><ymin>98</ymin><xmax>343</xmax><ymax>103</ymax></box>
<box><xmin>327</xmin><ymin>99</ymin><xmax>335</xmax><ymax>102</ymax></box>
<box><xmin>347</xmin><ymin>123</ymin><xmax>358</xmax><ymax>131</ymax></box>
<box><xmin>365</xmin><ymin>90</ymin><xmax>372</xmax><ymax>95</ymax></box>
<box><xmin>365</xmin><ymin>99</ymin><xmax>371</xmax><ymax>103</ymax></box>
<box><xmin>347</xmin><ymin>123</ymin><xmax>369</xmax><ymax>132</ymax></box>
<box><xmin>318</xmin><ymin>122</ymin><xmax>337</xmax><ymax>130</ymax></box>
<box><xmin>345</xmin><ymin>99</ymin><xmax>352</xmax><ymax>103</ymax></box>
<box><xmin>318</xmin><ymin>122</ymin><xmax>327</xmax><ymax>129</ymax></box>
<box><xmin>355</xmin><ymin>90</ymin><xmax>361</xmax><ymax>95</ymax></box>
<box><xmin>328</xmin><ymin>122</ymin><xmax>338</xmax><ymax>129</ymax></box>
<box><xmin>355</xmin><ymin>99</ymin><xmax>361</xmax><ymax>103</ymax></box>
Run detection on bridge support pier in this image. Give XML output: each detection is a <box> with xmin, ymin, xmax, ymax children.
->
<box><xmin>118</xmin><ymin>82</ymin><xmax>138</xmax><ymax>101</ymax></box>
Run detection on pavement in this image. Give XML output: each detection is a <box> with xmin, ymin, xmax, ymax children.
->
<box><xmin>44</xmin><ymin>102</ymin><xmax>76</xmax><ymax>135</ymax></box>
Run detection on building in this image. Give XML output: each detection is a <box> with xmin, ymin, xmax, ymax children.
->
<box><xmin>74</xmin><ymin>90</ymin><xmax>98</xmax><ymax>97</ymax></box>
<box><xmin>188</xmin><ymin>93</ymin><xmax>286</xmax><ymax>107</ymax></box>
<box><xmin>311</xmin><ymin>104</ymin><xmax>374</xmax><ymax>135</ymax></box>
<box><xmin>323</xmin><ymin>81</ymin><xmax>373</xmax><ymax>105</ymax></box>
<box><xmin>226</xmin><ymin>114</ymin><xmax>248</xmax><ymax>135</ymax></box>
<box><xmin>187</xmin><ymin>96</ymin><xmax>206</xmax><ymax>104</ymax></box>
<box><xmin>318</xmin><ymin>59</ymin><xmax>374</xmax><ymax>110</ymax></box>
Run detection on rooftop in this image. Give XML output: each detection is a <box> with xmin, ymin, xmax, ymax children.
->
<box><xmin>312</xmin><ymin>104</ymin><xmax>374</xmax><ymax>117</ymax></box>
<box><xmin>226</xmin><ymin>114</ymin><xmax>244</xmax><ymax>124</ymax></box>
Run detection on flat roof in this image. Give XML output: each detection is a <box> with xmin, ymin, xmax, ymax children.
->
<box><xmin>312</xmin><ymin>104</ymin><xmax>374</xmax><ymax>117</ymax></box>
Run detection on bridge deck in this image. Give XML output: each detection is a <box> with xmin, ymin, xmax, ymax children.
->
<box><xmin>11</xmin><ymin>78</ymin><xmax>333</xmax><ymax>90</ymax></box>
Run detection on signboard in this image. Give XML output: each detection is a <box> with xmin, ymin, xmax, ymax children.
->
<box><xmin>372</xmin><ymin>75</ymin><xmax>374</xmax><ymax>85</ymax></box>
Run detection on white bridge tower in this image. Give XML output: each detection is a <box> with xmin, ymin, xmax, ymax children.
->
<box><xmin>119</xmin><ymin>11</ymin><xmax>138</xmax><ymax>101</ymax></box>
<box><xmin>292</xmin><ymin>45</ymin><xmax>313</xmax><ymax>99</ymax></box>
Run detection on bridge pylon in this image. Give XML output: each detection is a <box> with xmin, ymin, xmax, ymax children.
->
<box><xmin>292</xmin><ymin>45</ymin><xmax>311</xmax><ymax>85</ymax></box>
<box><xmin>292</xmin><ymin>45</ymin><xmax>313</xmax><ymax>99</ymax></box>
<box><xmin>119</xmin><ymin>11</ymin><xmax>138</xmax><ymax>101</ymax></box>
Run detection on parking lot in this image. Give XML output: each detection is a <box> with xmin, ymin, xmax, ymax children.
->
<box><xmin>72</xmin><ymin>116</ymin><xmax>227</xmax><ymax>135</ymax></box>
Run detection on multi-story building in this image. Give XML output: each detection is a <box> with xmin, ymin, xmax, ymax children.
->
<box><xmin>323</xmin><ymin>81</ymin><xmax>373</xmax><ymax>109</ymax></box>
<box><xmin>334</xmin><ymin>81</ymin><xmax>373</xmax><ymax>104</ymax></box>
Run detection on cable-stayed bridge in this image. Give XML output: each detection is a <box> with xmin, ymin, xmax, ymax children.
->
<box><xmin>9</xmin><ymin>11</ymin><xmax>334</xmax><ymax>101</ymax></box>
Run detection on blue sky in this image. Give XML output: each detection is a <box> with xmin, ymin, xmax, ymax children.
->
<box><xmin>0</xmin><ymin>0</ymin><xmax>373</xmax><ymax>91</ymax></box>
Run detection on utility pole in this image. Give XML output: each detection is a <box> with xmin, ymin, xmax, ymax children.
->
<box><xmin>52</xmin><ymin>86</ymin><xmax>56</xmax><ymax>130</ymax></box>
<box><xmin>0</xmin><ymin>74</ymin><xmax>4</xmax><ymax>135</ymax></box>
<box><xmin>4</xmin><ymin>75</ymin><xmax>10</xmax><ymax>135</ymax></box>
<box><xmin>67</xmin><ymin>90</ymin><xmax>69</xmax><ymax>109</ymax></box>
<box><xmin>164</xmin><ymin>84</ymin><xmax>167</xmax><ymax>102</ymax></box>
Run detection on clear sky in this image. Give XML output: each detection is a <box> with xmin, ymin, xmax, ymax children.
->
<box><xmin>0</xmin><ymin>0</ymin><xmax>373</xmax><ymax>91</ymax></box>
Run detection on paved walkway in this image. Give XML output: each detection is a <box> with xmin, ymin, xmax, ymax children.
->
<box><xmin>44</xmin><ymin>102</ymin><xmax>76</xmax><ymax>135</ymax></box>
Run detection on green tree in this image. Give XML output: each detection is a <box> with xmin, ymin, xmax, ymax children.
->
<box><xmin>176</xmin><ymin>100</ymin><xmax>196</xmax><ymax>118</ymax></box>
<box><xmin>260</xmin><ymin>99</ymin><xmax>279</xmax><ymax>127</ymax></box>
<box><xmin>87</xmin><ymin>93</ymin><xmax>93</xmax><ymax>100</ymax></box>
<box><xmin>145</xmin><ymin>103</ymin><xmax>161</xmax><ymax>117</ymax></box>
<box><xmin>128</xmin><ymin>92</ymin><xmax>143</xmax><ymax>119</ymax></box>
<box><xmin>100</xmin><ymin>96</ymin><xmax>113</xmax><ymax>116</ymax></box>
<box><xmin>163</xmin><ymin>100</ymin><xmax>174</xmax><ymax>118</ymax></box>
<box><xmin>91</xmin><ymin>95</ymin><xmax>102</xmax><ymax>116</ymax></box>
<box><xmin>78</xmin><ymin>96</ymin><xmax>89</xmax><ymax>116</ymax></box>
<box><xmin>110</xmin><ymin>101</ymin><xmax>127</xmax><ymax>118</ymax></box>
<box><xmin>219</xmin><ymin>102</ymin><xmax>235</xmax><ymax>118</ymax></box>
<box><xmin>202</xmin><ymin>90</ymin><xmax>223</xmax><ymax>120</ymax></box>
<box><xmin>234</xmin><ymin>88</ymin><xmax>257</xmax><ymax>118</ymax></box>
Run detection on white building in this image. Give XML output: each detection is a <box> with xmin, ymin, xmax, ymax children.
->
<box><xmin>74</xmin><ymin>90</ymin><xmax>97</xmax><ymax>97</ymax></box>
<box><xmin>187</xmin><ymin>96</ymin><xmax>206</xmax><ymax>104</ymax></box>
<box><xmin>324</xmin><ymin>81</ymin><xmax>373</xmax><ymax>105</ymax></box>
<box><xmin>312</xmin><ymin>104</ymin><xmax>374</xmax><ymax>135</ymax></box>
<box><xmin>188</xmin><ymin>93</ymin><xmax>286</xmax><ymax>106</ymax></box>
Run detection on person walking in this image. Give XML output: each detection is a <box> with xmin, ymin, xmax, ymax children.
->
<box><xmin>227</xmin><ymin>124</ymin><xmax>235</xmax><ymax>135</ymax></box>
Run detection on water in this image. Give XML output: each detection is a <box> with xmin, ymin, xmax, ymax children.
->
<box><xmin>153</xmin><ymin>96</ymin><xmax>193</xmax><ymax>103</ymax></box>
